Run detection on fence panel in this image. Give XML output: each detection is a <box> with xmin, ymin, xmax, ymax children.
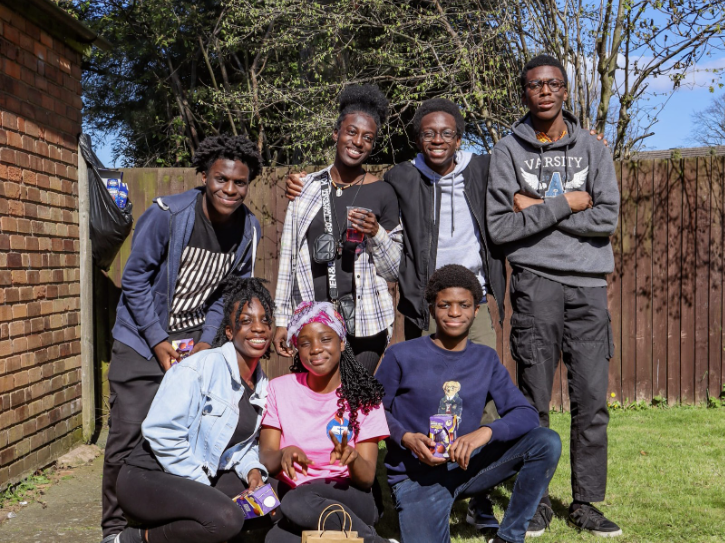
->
<box><xmin>94</xmin><ymin>158</ymin><xmax>723</xmax><ymax>408</ymax></box>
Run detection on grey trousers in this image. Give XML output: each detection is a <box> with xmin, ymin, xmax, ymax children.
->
<box><xmin>509</xmin><ymin>268</ymin><xmax>613</xmax><ymax>502</ymax></box>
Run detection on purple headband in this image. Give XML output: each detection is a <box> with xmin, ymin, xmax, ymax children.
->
<box><xmin>286</xmin><ymin>301</ymin><xmax>347</xmax><ymax>348</ymax></box>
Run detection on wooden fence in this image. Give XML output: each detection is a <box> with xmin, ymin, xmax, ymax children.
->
<box><xmin>93</xmin><ymin>158</ymin><xmax>725</xmax><ymax>414</ymax></box>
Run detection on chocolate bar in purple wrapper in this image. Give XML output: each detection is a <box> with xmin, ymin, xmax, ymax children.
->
<box><xmin>429</xmin><ymin>414</ymin><xmax>458</xmax><ymax>458</ymax></box>
<box><xmin>170</xmin><ymin>338</ymin><xmax>194</xmax><ymax>365</ymax></box>
<box><xmin>233</xmin><ymin>484</ymin><xmax>280</xmax><ymax>519</ymax></box>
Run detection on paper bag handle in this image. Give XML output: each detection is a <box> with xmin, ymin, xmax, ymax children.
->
<box><xmin>317</xmin><ymin>503</ymin><xmax>353</xmax><ymax>535</ymax></box>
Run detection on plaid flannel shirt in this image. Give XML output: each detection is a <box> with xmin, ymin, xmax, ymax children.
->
<box><xmin>274</xmin><ymin>167</ymin><xmax>403</xmax><ymax>337</ymax></box>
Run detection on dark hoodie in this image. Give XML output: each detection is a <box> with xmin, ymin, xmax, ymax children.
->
<box><xmin>486</xmin><ymin>110</ymin><xmax>619</xmax><ymax>287</ymax></box>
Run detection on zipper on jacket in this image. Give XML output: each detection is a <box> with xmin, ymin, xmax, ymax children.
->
<box><xmin>167</xmin><ymin>213</ymin><xmax>173</xmax><ymax>319</ymax></box>
<box><xmin>424</xmin><ymin>181</ymin><xmax>436</xmax><ymax>329</ymax></box>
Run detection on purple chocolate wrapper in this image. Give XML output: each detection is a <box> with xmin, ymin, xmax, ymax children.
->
<box><xmin>429</xmin><ymin>414</ymin><xmax>457</xmax><ymax>458</ymax></box>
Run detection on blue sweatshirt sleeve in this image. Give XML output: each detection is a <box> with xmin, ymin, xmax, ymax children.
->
<box><xmin>120</xmin><ymin>204</ymin><xmax>171</xmax><ymax>350</ymax></box>
<box><xmin>481</xmin><ymin>361</ymin><xmax>539</xmax><ymax>444</ymax></box>
<box><xmin>375</xmin><ymin>349</ymin><xmax>409</xmax><ymax>447</ymax></box>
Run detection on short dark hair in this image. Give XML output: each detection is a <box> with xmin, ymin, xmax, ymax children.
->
<box><xmin>191</xmin><ymin>135</ymin><xmax>263</xmax><ymax>181</ymax></box>
<box><xmin>412</xmin><ymin>98</ymin><xmax>465</xmax><ymax>138</ymax></box>
<box><xmin>425</xmin><ymin>264</ymin><xmax>483</xmax><ymax>306</ymax></box>
<box><xmin>520</xmin><ymin>54</ymin><xmax>568</xmax><ymax>90</ymax></box>
<box><xmin>335</xmin><ymin>84</ymin><xmax>389</xmax><ymax>133</ymax></box>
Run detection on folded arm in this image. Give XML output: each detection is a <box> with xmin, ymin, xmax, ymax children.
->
<box><xmin>487</xmin><ymin>146</ymin><xmax>573</xmax><ymax>245</ymax></box>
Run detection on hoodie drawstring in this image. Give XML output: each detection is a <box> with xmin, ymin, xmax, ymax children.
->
<box><xmin>538</xmin><ymin>147</ymin><xmax>544</xmax><ymax>198</ymax></box>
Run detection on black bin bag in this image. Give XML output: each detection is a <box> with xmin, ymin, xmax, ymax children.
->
<box><xmin>79</xmin><ymin>134</ymin><xmax>133</xmax><ymax>270</ymax></box>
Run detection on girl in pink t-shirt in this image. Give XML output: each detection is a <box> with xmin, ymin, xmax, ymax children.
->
<box><xmin>260</xmin><ymin>301</ymin><xmax>395</xmax><ymax>543</ymax></box>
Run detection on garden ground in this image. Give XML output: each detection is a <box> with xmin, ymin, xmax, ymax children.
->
<box><xmin>0</xmin><ymin>408</ymin><xmax>723</xmax><ymax>543</ymax></box>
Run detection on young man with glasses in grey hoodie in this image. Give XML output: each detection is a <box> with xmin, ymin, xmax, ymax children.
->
<box><xmin>487</xmin><ymin>54</ymin><xmax>621</xmax><ymax>538</ymax></box>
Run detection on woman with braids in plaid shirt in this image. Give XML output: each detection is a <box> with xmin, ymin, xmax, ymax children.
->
<box><xmin>273</xmin><ymin>84</ymin><xmax>402</xmax><ymax>375</ymax></box>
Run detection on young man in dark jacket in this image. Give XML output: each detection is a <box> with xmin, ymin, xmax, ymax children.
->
<box><xmin>382</xmin><ymin>99</ymin><xmax>506</xmax><ymax>348</ymax></box>
<box><xmin>487</xmin><ymin>54</ymin><xmax>621</xmax><ymax>537</ymax></box>
<box><xmin>376</xmin><ymin>264</ymin><xmax>560</xmax><ymax>543</ymax></box>
<box><xmin>100</xmin><ymin>135</ymin><xmax>263</xmax><ymax>543</ymax></box>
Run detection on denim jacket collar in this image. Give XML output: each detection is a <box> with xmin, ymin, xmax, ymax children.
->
<box><xmin>219</xmin><ymin>341</ymin><xmax>268</xmax><ymax>404</ymax></box>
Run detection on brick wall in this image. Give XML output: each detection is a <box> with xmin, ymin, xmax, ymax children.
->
<box><xmin>0</xmin><ymin>3</ymin><xmax>83</xmax><ymax>488</ymax></box>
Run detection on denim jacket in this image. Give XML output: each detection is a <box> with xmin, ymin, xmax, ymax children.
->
<box><xmin>141</xmin><ymin>341</ymin><xmax>268</xmax><ymax>485</ymax></box>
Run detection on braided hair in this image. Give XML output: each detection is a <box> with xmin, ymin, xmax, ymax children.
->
<box><xmin>211</xmin><ymin>277</ymin><xmax>274</xmax><ymax>353</ymax></box>
<box><xmin>191</xmin><ymin>134</ymin><xmax>263</xmax><ymax>181</ymax></box>
<box><xmin>335</xmin><ymin>84</ymin><xmax>389</xmax><ymax>134</ymax></box>
<box><xmin>290</xmin><ymin>341</ymin><xmax>384</xmax><ymax>437</ymax></box>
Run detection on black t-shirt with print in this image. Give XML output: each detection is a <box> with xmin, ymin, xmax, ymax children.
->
<box><xmin>306</xmin><ymin>180</ymin><xmax>399</xmax><ymax>302</ymax></box>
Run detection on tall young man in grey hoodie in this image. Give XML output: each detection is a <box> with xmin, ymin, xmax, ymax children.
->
<box><xmin>487</xmin><ymin>55</ymin><xmax>621</xmax><ymax>538</ymax></box>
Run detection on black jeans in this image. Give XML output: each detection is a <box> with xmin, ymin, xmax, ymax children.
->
<box><xmin>265</xmin><ymin>479</ymin><xmax>386</xmax><ymax>543</ymax></box>
<box><xmin>117</xmin><ymin>465</ymin><xmax>278</xmax><ymax>543</ymax></box>
<box><xmin>102</xmin><ymin>331</ymin><xmax>201</xmax><ymax>537</ymax></box>
<box><xmin>509</xmin><ymin>268</ymin><xmax>613</xmax><ymax>502</ymax></box>
<box><xmin>347</xmin><ymin>330</ymin><xmax>388</xmax><ymax>375</ymax></box>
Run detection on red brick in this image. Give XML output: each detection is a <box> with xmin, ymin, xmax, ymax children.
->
<box><xmin>6</xmin><ymin>253</ymin><xmax>21</xmax><ymax>268</ymax></box>
<box><xmin>4</xmin><ymin>181</ymin><xmax>20</xmax><ymax>198</ymax></box>
<box><xmin>59</xmin><ymin>56</ymin><xmax>70</xmax><ymax>74</ymax></box>
<box><xmin>7</xmin><ymin>201</ymin><xmax>23</xmax><ymax>218</ymax></box>
<box><xmin>40</xmin><ymin>30</ymin><xmax>52</xmax><ymax>48</ymax></box>
<box><xmin>1</xmin><ymin>110</ymin><xmax>18</xmax><ymax>130</ymax></box>
<box><xmin>15</xmin><ymin>151</ymin><xmax>29</xmax><ymax>168</ymax></box>
<box><xmin>33</xmin><ymin>41</ymin><xmax>46</xmax><ymax>61</ymax></box>
<box><xmin>4</xmin><ymin>58</ymin><xmax>20</xmax><ymax>79</ymax></box>
<box><xmin>0</xmin><ymin>147</ymin><xmax>14</xmax><ymax>163</ymax></box>
<box><xmin>20</xmin><ymin>64</ymin><xmax>34</xmax><ymax>86</ymax></box>
<box><xmin>6</xmin><ymin>130</ymin><xmax>21</xmax><ymax>149</ymax></box>
<box><xmin>3</xmin><ymin>24</ymin><xmax>19</xmax><ymax>46</ymax></box>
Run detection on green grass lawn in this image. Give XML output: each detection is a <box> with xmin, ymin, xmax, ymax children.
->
<box><xmin>374</xmin><ymin>407</ymin><xmax>725</xmax><ymax>543</ymax></box>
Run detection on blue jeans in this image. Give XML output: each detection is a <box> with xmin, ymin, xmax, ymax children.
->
<box><xmin>391</xmin><ymin>427</ymin><xmax>561</xmax><ymax>543</ymax></box>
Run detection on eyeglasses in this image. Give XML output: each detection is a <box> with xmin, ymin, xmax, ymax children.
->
<box><xmin>524</xmin><ymin>79</ymin><xmax>566</xmax><ymax>93</ymax></box>
<box><xmin>420</xmin><ymin>129</ymin><xmax>458</xmax><ymax>142</ymax></box>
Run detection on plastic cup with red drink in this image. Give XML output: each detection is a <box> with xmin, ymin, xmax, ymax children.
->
<box><xmin>346</xmin><ymin>206</ymin><xmax>372</xmax><ymax>243</ymax></box>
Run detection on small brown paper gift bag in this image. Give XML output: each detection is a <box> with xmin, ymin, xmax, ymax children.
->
<box><xmin>301</xmin><ymin>504</ymin><xmax>363</xmax><ymax>543</ymax></box>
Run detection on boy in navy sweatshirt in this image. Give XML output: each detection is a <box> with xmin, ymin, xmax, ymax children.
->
<box><xmin>375</xmin><ymin>264</ymin><xmax>561</xmax><ymax>543</ymax></box>
<box><xmin>100</xmin><ymin>135</ymin><xmax>262</xmax><ymax>543</ymax></box>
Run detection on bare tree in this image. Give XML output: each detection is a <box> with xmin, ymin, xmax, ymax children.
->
<box><xmin>509</xmin><ymin>0</ymin><xmax>725</xmax><ymax>158</ymax></box>
<box><xmin>690</xmin><ymin>93</ymin><xmax>725</xmax><ymax>146</ymax></box>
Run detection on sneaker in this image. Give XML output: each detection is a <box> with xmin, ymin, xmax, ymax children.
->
<box><xmin>466</xmin><ymin>497</ymin><xmax>500</xmax><ymax>530</ymax></box>
<box><xmin>568</xmin><ymin>503</ymin><xmax>622</xmax><ymax>537</ymax></box>
<box><xmin>526</xmin><ymin>501</ymin><xmax>553</xmax><ymax>537</ymax></box>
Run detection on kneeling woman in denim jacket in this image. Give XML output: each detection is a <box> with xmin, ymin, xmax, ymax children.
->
<box><xmin>115</xmin><ymin>277</ymin><xmax>275</xmax><ymax>543</ymax></box>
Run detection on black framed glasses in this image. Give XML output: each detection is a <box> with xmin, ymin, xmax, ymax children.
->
<box><xmin>420</xmin><ymin>129</ymin><xmax>458</xmax><ymax>142</ymax></box>
<box><xmin>524</xmin><ymin>79</ymin><xmax>566</xmax><ymax>93</ymax></box>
